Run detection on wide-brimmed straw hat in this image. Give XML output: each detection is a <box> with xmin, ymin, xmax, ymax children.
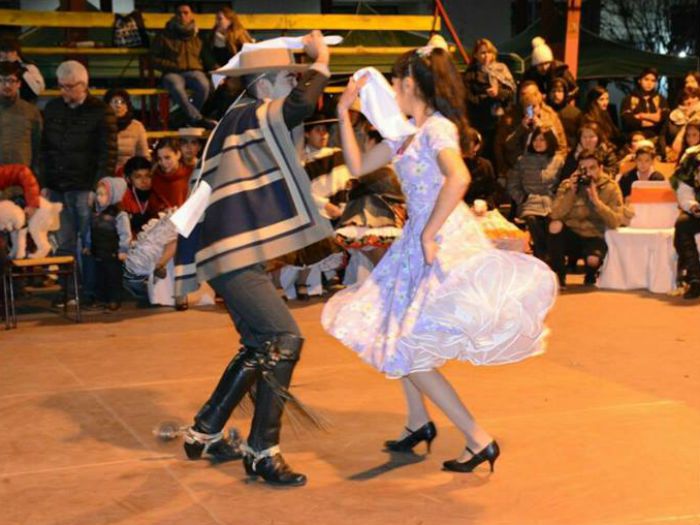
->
<box><xmin>304</xmin><ymin>111</ymin><xmax>338</xmax><ymax>129</ymax></box>
<box><xmin>214</xmin><ymin>48</ymin><xmax>310</xmax><ymax>77</ymax></box>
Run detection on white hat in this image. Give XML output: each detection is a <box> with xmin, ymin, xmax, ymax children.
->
<box><xmin>531</xmin><ymin>37</ymin><xmax>553</xmax><ymax>66</ymax></box>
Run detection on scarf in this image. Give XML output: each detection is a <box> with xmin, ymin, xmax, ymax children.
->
<box><xmin>166</xmin><ymin>17</ymin><xmax>197</xmax><ymax>39</ymax></box>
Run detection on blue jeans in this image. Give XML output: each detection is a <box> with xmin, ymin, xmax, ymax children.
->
<box><xmin>46</xmin><ymin>189</ymin><xmax>93</xmax><ymax>296</ymax></box>
<box><xmin>162</xmin><ymin>70</ymin><xmax>210</xmax><ymax>122</ymax></box>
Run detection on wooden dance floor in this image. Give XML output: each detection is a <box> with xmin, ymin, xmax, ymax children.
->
<box><xmin>1</xmin><ymin>282</ymin><xmax>699</xmax><ymax>525</ymax></box>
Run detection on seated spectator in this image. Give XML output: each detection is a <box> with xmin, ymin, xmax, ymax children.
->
<box><xmin>618</xmin><ymin>130</ymin><xmax>650</xmax><ymax>166</ymax></box>
<box><xmin>495</xmin><ymin>80</ymin><xmax>567</xmax><ymax>177</ymax></box>
<box><xmin>120</xmin><ymin>156</ymin><xmax>155</xmax><ymax>234</ymax></box>
<box><xmin>201</xmin><ymin>7</ymin><xmax>252</xmax><ymax>72</ymax></box>
<box><xmin>104</xmin><ymin>89</ymin><xmax>150</xmax><ymax>172</ymax></box>
<box><xmin>522</xmin><ymin>37</ymin><xmax>578</xmax><ymax>103</ymax></box>
<box><xmin>178</xmin><ymin>127</ymin><xmax>205</xmax><ymax>168</ymax></box>
<box><xmin>666</xmin><ymin>89</ymin><xmax>700</xmax><ymax>162</ymax></box>
<box><xmin>582</xmin><ymin>86</ymin><xmax>624</xmax><ymax>150</ymax></box>
<box><xmin>681</xmin><ymin>71</ymin><xmax>700</xmax><ymax>94</ymax></box>
<box><xmin>670</xmin><ymin>145</ymin><xmax>700</xmax><ymax>299</ymax></box>
<box><xmin>0</xmin><ymin>36</ymin><xmax>45</xmax><ymax>102</ymax></box>
<box><xmin>150</xmin><ymin>3</ymin><xmax>214</xmax><ymax>129</ymax></box>
<box><xmin>548</xmin><ymin>150</ymin><xmax>624</xmax><ymax>287</ymax></box>
<box><xmin>84</xmin><ymin>177</ymin><xmax>130</xmax><ymax>311</ymax></box>
<box><xmin>617</xmin><ymin>145</ymin><xmax>665</xmax><ymax>201</ymax></box>
<box><xmin>150</xmin><ymin>138</ymin><xmax>193</xmax><ymax>212</ymax></box>
<box><xmin>560</xmin><ymin>122</ymin><xmax>618</xmax><ymax>181</ymax></box>
<box><xmin>463</xmin><ymin>38</ymin><xmax>516</xmax><ymax>162</ymax></box>
<box><xmin>621</xmin><ymin>67</ymin><xmax>669</xmax><ymax>143</ymax></box>
<box><xmin>672</xmin><ymin>116</ymin><xmax>700</xmax><ymax>162</ymax></box>
<box><xmin>463</xmin><ymin>128</ymin><xmax>497</xmax><ymax>210</ymax></box>
<box><xmin>0</xmin><ymin>61</ymin><xmax>42</xmax><ymax>175</ymax></box>
<box><xmin>547</xmin><ymin>78</ymin><xmax>581</xmax><ymax>151</ymax></box>
<box><xmin>507</xmin><ymin>128</ymin><xmax>564</xmax><ymax>260</ymax></box>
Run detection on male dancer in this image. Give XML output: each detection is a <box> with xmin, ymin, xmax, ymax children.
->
<box><xmin>174</xmin><ymin>31</ymin><xmax>332</xmax><ymax>486</ymax></box>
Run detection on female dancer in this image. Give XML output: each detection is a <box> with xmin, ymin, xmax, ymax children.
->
<box><xmin>322</xmin><ymin>47</ymin><xmax>557</xmax><ymax>473</ymax></box>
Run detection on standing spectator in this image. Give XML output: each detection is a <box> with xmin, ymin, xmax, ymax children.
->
<box><xmin>495</xmin><ymin>80</ymin><xmax>567</xmax><ymax>177</ymax></box>
<box><xmin>150</xmin><ymin>138</ymin><xmax>193</xmax><ymax>212</ymax></box>
<box><xmin>617</xmin><ymin>145</ymin><xmax>664</xmax><ymax>201</ymax></box>
<box><xmin>0</xmin><ymin>61</ymin><xmax>42</xmax><ymax>174</ymax></box>
<box><xmin>85</xmin><ymin>177</ymin><xmax>130</xmax><ymax>311</ymax></box>
<box><xmin>463</xmin><ymin>38</ymin><xmax>515</xmax><ymax>162</ymax></box>
<box><xmin>42</xmin><ymin>60</ymin><xmax>117</xmax><ymax>301</ymax></box>
<box><xmin>462</xmin><ymin>128</ymin><xmax>497</xmax><ymax>209</ymax></box>
<box><xmin>523</xmin><ymin>37</ymin><xmax>578</xmax><ymax>103</ymax></box>
<box><xmin>670</xmin><ymin>145</ymin><xmax>700</xmax><ymax>299</ymax></box>
<box><xmin>0</xmin><ymin>36</ymin><xmax>45</xmax><ymax>102</ymax></box>
<box><xmin>582</xmin><ymin>86</ymin><xmax>624</xmax><ymax>150</ymax></box>
<box><xmin>681</xmin><ymin>71</ymin><xmax>700</xmax><ymax>93</ymax></box>
<box><xmin>548</xmin><ymin>150</ymin><xmax>624</xmax><ymax>287</ymax></box>
<box><xmin>621</xmin><ymin>67</ymin><xmax>669</xmax><ymax>142</ymax></box>
<box><xmin>120</xmin><ymin>156</ymin><xmax>155</xmax><ymax>234</ymax></box>
<box><xmin>104</xmin><ymin>89</ymin><xmax>150</xmax><ymax>172</ymax></box>
<box><xmin>507</xmin><ymin>128</ymin><xmax>564</xmax><ymax>260</ymax></box>
<box><xmin>201</xmin><ymin>7</ymin><xmax>253</xmax><ymax>72</ymax></box>
<box><xmin>560</xmin><ymin>122</ymin><xmax>618</xmax><ymax>181</ymax></box>
<box><xmin>150</xmin><ymin>3</ymin><xmax>213</xmax><ymax>128</ymax></box>
<box><xmin>547</xmin><ymin>78</ymin><xmax>582</xmax><ymax>150</ymax></box>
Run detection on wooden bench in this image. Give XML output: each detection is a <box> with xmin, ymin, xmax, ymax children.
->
<box><xmin>2</xmin><ymin>256</ymin><xmax>81</xmax><ymax>329</ymax></box>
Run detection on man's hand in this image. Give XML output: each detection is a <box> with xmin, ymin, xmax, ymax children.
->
<box><xmin>586</xmin><ymin>183</ymin><xmax>601</xmax><ymax>205</ymax></box>
<box><xmin>486</xmin><ymin>85</ymin><xmax>499</xmax><ymax>98</ymax></box>
<box><xmin>118</xmin><ymin>253</ymin><xmax>127</xmax><ymax>262</ymax></box>
<box><xmin>690</xmin><ymin>203</ymin><xmax>700</xmax><ymax>217</ymax></box>
<box><xmin>303</xmin><ymin>30</ymin><xmax>329</xmax><ymax>65</ymax></box>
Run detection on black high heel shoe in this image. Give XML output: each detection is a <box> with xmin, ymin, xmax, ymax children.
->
<box><xmin>384</xmin><ymin>421</ymin><xmax>437</xmax><ymax>453</ymax></box>
<box><xmin>443</xmin><ymin>441</ymin><xmax>500</xmax><ymax>473</ymax></box>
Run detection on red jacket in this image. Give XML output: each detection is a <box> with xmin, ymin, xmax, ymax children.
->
<box><xmin>150</xmin><ymin>164</ymin><xmax>193</xmax><ymax>212</ymax></box>
<box><xmin>0</xmin><ymin>164</ymin><xmax>41</xmax><ymax>209</ymax></box>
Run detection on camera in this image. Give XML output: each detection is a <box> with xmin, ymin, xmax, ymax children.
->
<box><xmin>577</xmin><ymin>168</ymin><xmax>593</xmax><ymax>189</ymax></box>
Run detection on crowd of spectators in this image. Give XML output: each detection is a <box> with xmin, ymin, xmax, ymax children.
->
<box><xmin>2</xmin><ymin>3</ymin><xmax>700</xmax><ymax>317</ymax></box>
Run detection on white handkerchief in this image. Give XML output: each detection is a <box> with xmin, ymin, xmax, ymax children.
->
<box><xmin>352</xmin><ymin>67</ymin><xmax>417</xmax><ymax>140</ymax></box>
<box><xmin>170</xmin><ymin>181</ymin><xmax>212</xmax><ymax>238</ymax></box>
<box><xmin>212</xmin><ymin>35</ymin><xmax>344</xmax><ymax>88</ymax></box>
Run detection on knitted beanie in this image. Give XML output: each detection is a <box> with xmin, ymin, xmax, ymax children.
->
<box><xmin>531</xmin><ymin>37</ymin><xmax>553</xmax><ymax>66</ymax></box>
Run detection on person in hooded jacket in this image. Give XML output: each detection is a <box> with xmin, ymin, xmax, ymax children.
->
<box><xmin>547</xmin><ymin>77</ymin><xmax>581</xmax><ymax>151</ymax></box>
<box><xmin>84</xmin><ymin>176</ymin><xmax>131</xmax><ymax>310</ymax></box>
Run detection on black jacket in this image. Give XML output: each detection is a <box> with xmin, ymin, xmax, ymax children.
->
<box><xmin>41</xmin><ymin>95</ymin><xmax>118</xmax><ymax>192</ymax></box>
<box><xmin>523</xmin><ymin>60</ymin><xmax>579</xmax><ymax>103</ymax></box>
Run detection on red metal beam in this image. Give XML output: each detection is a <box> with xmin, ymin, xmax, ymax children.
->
<box><xmin>564</xmin><ymin>0</ymin><xmax>582</xmax><ymax>79</ymax></box>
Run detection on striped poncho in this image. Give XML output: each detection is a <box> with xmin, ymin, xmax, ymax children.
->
<box><xmin>174</xmin><ymin>97</ymin><xmax>333</xmax><ymax>295</ymax></box>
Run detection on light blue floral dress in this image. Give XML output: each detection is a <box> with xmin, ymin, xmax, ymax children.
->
<box><xmin>322</xmin><ymin>114</ymin><xmax>557</xmax><ymax>378</ymax></box>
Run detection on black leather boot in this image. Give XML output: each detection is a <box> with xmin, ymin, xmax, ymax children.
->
<box><xmin>244</xmin><ymin>334</ymin><xmax>307</xmax><ymax>487</ymax></box>
<box><xmin>674</xmin><ymin>215</ymin><xmax>700</xmax><ymax>295</ymax></box>
<box><xmin>183</xmin><ymin>427</ymin><xmax>242</xmax><ymax>463</ymax></box>
<box><xmin>184</xmin><ymin>347</ymin><xmax>259</xmax><ymax>461</ymax></box>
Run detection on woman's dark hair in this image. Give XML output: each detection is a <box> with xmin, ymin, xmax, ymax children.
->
<box><xmin>391</xmin><ymin>47</ymin><xmax>470</xmax><ymax>152</ymax></box>
<box><xmin>124</xmin><ymin>156</ymin><xmax>153</xmax><ymax>177</ymax></box>
<box><xmin>638</xmin><ymin>67</ymin><xmax>659</xmax><ymax>81</ymax></box>
<box><xmin>0</xmin><ymin>60</ymin><xmax>23</xmax><ymax>80</ymax></box>
<box><xmin>527</xmin><ymin>127</ymin><xmax>558</xmax><ymax>156</ymax></box>
<box><xmin>104</xmin><ymin>88</ymin><xmax>134</xmax><ymax>111</ymax></box>
<box><xmin>679</xmin><ymin>86</ymin><xmax>700</xmax><ymax>104</ymax></box>
<box><xmin>577</xmin><ymin>121</ymin><xmax>605</xmax><ymax>146</ymax></box>
<box><xmin>584</xmin><ymin>86</ymin><xmax>608</xmax><ymax>112</ymax></box>
<box><xmin>154</xmin><ymin>137</ymin><xmax>182</xmax><ymax>154</ymax></box>
<box><xmin>685</xmin><ymin>71</ymin><xmax>700</xmax><ymax>87</ymax></box>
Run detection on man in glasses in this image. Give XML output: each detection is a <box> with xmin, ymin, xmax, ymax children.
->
<box><xmin>151</xmin><ymin>2</ymin><xmax>214</xmax><ymax>129</ymax></box>
<box><xmin>0</xmin><ymin>36</ymin><xmax>45</xmax><ymax>102</ymax></box>
<box><xmin>41</xmin><ymin>60</ymin><xmax>117</xmax><ymax>306</ymax></box>
<box><xmin>0</xmin><ymin>61</ymin><xmax>42</xmax><ymax>175</ymax></box>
